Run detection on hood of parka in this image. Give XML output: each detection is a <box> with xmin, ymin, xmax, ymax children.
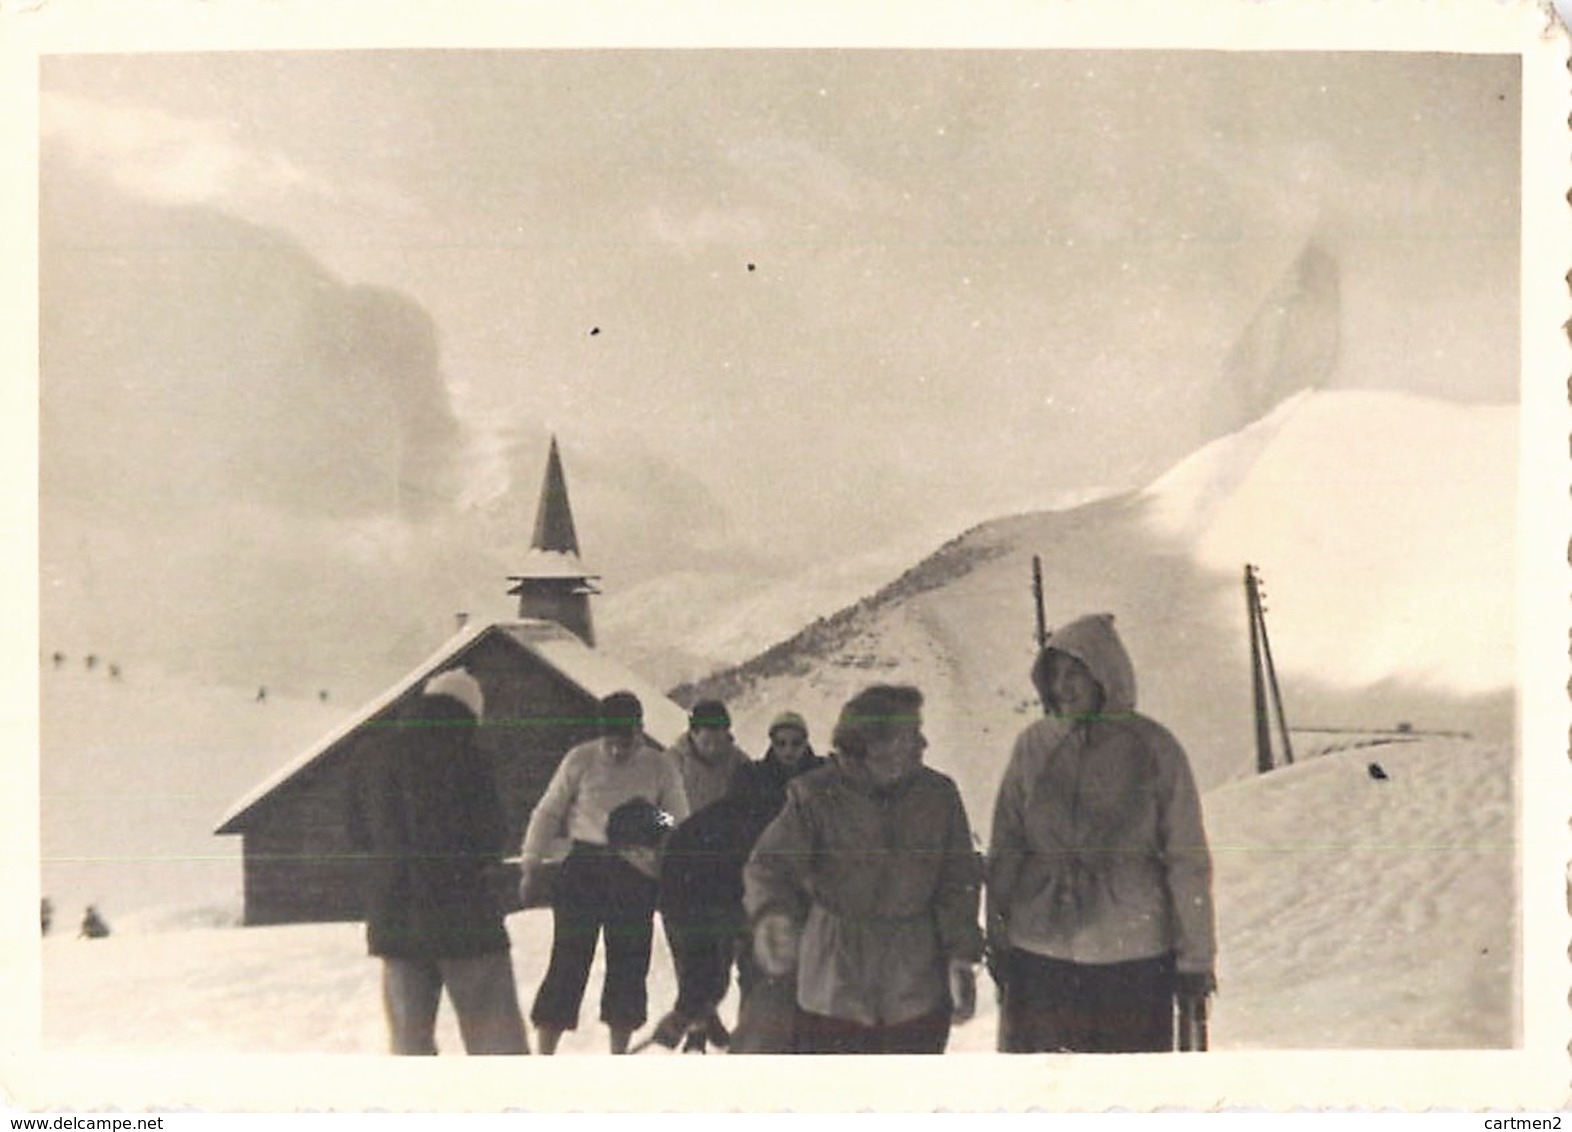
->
<box><xmin>1031</xmin><ymin>612</ymin><xmax>1138</xmax><ymax>716</ymax></box>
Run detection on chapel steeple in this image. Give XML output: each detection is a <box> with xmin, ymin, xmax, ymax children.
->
<box><xmin>506</xmin><ymin>437</ymin><xmax>599</xmax><ymax>646</ymax></box>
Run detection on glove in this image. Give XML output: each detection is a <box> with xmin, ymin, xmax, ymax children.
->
<box><xmin>1173</xmin><ymin>970</ymin><xmax>1217</xmax><ymax>1001</ymax></box>
<box><xmin>753</xmin><ymin>912</ymin><xmax>801</xmax><ymax>977</ymax></box>
<box><xmin>516</xmin><ymin>861</ymin><xmax>547</xmax><ymax>909</ymax></box>
<box><xmin>948</xmin><ymin>960</ymin><xmax>978</xmax><ymax>1024</ymax></box>
<box><xmin>982</xmin><ymin>941</ymin><xmax>1010</xmax><ymax>989</ymax></box>
<box><xmin>985</xmin><ymin>908</ymin><xmax>1010</xmax><ymax>951</ymax></box>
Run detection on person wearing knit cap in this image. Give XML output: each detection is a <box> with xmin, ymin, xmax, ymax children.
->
<box><xmin>727</xmin><ymin>709</ymin><xmax>828</xmax><ymax>1053</ymax></box>
<box><xmin>667</xmin><ymin>699</ymin><xmax>750</xmax><ymax>817</ymax></box>
<box><xmin>648</xmin><ymin>708</ymin><xmax>826</xmax><ymax>1054</ymax></box>
<box><xmin>635</xmin><ymin>698</ymin><xmax>745</xmax><ymax>1051</ymax></box>
<box><xmin>423</xmin><ymin>666</ymin><xmax>485</xmax><ymax>719</ymax></box>
<box><xmin>345</xmin><ymin>667</ymin><xmax>529</xmax><ymax>1055</ymax></box>
<box><xmin>519</xmin><ymin>690</ymin><xmax>689</xmax><ymax>1055</ymax></box>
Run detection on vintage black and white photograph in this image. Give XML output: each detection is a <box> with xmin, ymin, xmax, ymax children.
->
<box><xmin>5</xmin><ymin>0</ymin><xmax>1568</xmax><ymax>1114</ymax></box>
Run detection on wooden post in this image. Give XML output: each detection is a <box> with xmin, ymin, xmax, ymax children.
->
<box><xmin>1245</xmin><ymin>565</ymin><xmax>1274</xmax><ymax>775</ymax></box>
<box><xmin>1258</xmin><ymin>593</ymin><xmax>1295</xmax><ymax>767</ymax></box>
<box><xmin>1031</xmin><ymin>555</ymin><xmax>1048</xmax><ymax>650</ymax></box>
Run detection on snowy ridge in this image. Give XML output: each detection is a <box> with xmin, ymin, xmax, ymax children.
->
<box><xmin>678</xmin><ymin>390</ymin><xmax>1516</xmax><ymax>840</ymax></box>
<box><xmin>1142</xmin><ymin>390</ymin><xmax>1516</xmax><ymax>694</ymax></box>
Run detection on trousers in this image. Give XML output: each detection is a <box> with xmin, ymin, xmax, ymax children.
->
<box><xmin>381</xmin><ymin>952</ymin><xmax>529</xmax><ymax>1055</ymax></box>
<box><xmin>530</xmin><ymin>843</ymin><xmax>659</xmax><ymax>1031</ymax></box>
<box><xmin>999</xmin><ymin>949</ymin><xmax>1174</xmax><ymax>1053</ymax></box>
<box><xmin>730</xmin><ymin>933</ymin><xmax>799</xmax><ymax>1053</ymax></box>
<box><xmin>794</xmin><ymin>1006</ymin><xmax>951</xmax><ymax>1055</ymax></box>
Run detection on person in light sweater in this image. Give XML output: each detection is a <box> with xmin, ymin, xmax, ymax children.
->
<box><xmin>518</xmin><ymin>691</ymin><xmax>690</xmax><ymax>1054</ymax></box>
<box><xmin>665</xmin><ymin>699</ymin><xmax>750</xmax><ymax>815</ymax></box>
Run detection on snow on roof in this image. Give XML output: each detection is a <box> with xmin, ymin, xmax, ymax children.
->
<box><xmin>509</xmin><ymin>547</ymin><xmax>597</xmax><ymax>581</ymax></box>
<box><xmin>493</xmin><ymin>621</ymin><xmax>689</xmax><ymax>746</ymax></box>
<box><xmin>214</xmin><ymin>619</ymin><xmax>687</xmax><ymax>834</ymax></box>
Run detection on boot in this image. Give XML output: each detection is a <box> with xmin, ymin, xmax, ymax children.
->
<box><xmin>609</xmin><ymin>1026</ymin><xmax>633</xmax><ymax>1055</ymax></box>
<box><xmin>648</xmin><ymin>1010</ymin><xmax>689</xmax><ymax>1050</ymax></box>
<box><xmin>702</xmin><ymin>1011</ymin><xmax>731</xmax><ymax>1049</ymax></box>
<box><xmin>535</xmin><ymin>1025</ymin><xmax>563</xmax><ymax>1056</ymax></box>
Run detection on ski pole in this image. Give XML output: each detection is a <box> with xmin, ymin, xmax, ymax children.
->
<box><xmin>1175</xmin><ymin>995</ymin><xmax>1209</xmax><ymax>1052</ymax></box>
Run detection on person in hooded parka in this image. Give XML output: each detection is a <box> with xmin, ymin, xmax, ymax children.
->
<box><xmin>985</xmin><ymin>613</ymin><xmax>1217</xmax><ymax>1053</ymax></box>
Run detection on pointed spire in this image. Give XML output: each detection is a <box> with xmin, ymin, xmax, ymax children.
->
<box><xmin>531</xmin><ymin>436</ymin><xmax>581</xmax><ymax>555</ymax></box>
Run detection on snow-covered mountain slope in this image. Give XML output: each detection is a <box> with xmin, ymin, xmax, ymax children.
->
<box><xmin>38</xmin><ymin>736</ymin><xmax>1512</xmax><ymax>1070</ymax></box>
<box><xmin>39</xmin><ymin>662</ymin><xmax>342</xmax><ymax>922</ymax></box>
<box><xmin>676</xmin><ymin>390</ymin><xmax>1517</xmax><ymax>836</ymax></box>
<box><xmin>1141</xmin><ymin>389</ymin><xmax>1516</xmax><ymax>696</ymax></box>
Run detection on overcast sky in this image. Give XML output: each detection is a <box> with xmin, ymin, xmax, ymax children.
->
<box><xmin>30</xmin><ymin>44</ymin><xmax>1524</xmax><ymax>688</ymax></box>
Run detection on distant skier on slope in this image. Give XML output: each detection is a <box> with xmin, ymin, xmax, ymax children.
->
<box><xmin>986</xmin><ymin>613</ymin><xmax>1217</xmax><ymax>1053</ymax></box>
<box><xmin>78</xmin><ymin>904</ymin><xmax>110</xmax><ymax>940</ymax></box>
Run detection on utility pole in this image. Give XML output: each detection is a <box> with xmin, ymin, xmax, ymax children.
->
<box><xmin>1245</xmin><ymin>565</ymin><xmax>1274</xmax><ymax>775</ymax></box>
<box><xmin>1245</xmin><ymin>563</ymin><xmax>1295</xmax><ymax>773</ymax></box>
<box><xmin>1031</xmin><ymin>555</ymin><xmax>1048</xmax><ymax>650</ymax></box>
<box><xmin>1259</xmin><ymin>584</ymin><xmax>1295</xmax><ymax>768</ymax></box>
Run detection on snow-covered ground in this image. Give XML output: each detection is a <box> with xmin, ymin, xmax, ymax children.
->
<box><xmin>25</xmin><ymin>385</ymin><xmax>1554</xmax><ymax>1109</ymax></box>
<box><xmin>38</xmin><ymin>737</ymin><xmax>1513</xmax><ymax>1064</ymax></box>
<box><xmin>39</xmin><ymin>662</ymin><xmax>343</xmax><ymax>921</ymax></box>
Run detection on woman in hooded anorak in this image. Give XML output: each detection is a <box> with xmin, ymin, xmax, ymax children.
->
<box><xmin>986</xmin><ymin>613</ymin><xmax>1217</xmax><ymax>1053</ymax></box>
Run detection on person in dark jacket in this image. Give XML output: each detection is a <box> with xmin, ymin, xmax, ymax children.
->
<box><xmin>78</xmin><ymin>905</ymin><xmax>109</xmax><ymax>939</ymax></box>
<box><xmin>646</xmin><ymin>710</ymin><xmax>826</xmax><ymax>1054</ymax></box>
<box><xmin>745</xmin><ymin>686</ymin><xmax>984</xmax><ymax>1055</ymax></box>
<box><xmin>727</xmin><ymin>710</ymin><xmax>826</xmax><ymax>1053</ymax></box>
<box><xmin>346</xmin><ymin>667</ymin><xmax>529</xmax><ymax>1056</ymax></box>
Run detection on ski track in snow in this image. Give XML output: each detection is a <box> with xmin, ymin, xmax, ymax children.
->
<box><xmin>40</xmin><ymin>738</ymin><xmax>1513</xmax><ymax>1056</ymax></box>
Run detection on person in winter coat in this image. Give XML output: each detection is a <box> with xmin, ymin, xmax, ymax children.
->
<box><xmin>727</xmin><ymin>710</ymin><xmax>827</xmax><ymax>1053</ymax></box>
<box><xmin>518</xmin><ymin>690</ymin><xmax>690</xmax><ymax>1055</ymax></box>
<box><xmin>648</xmin><ymin>710</ymin><xmax>826</xmax><ymax>1054</ymax></box>
<box><xmin>78</xmin><ymin>905</ymin><xmax>110</xmax><ymax>940</ymax></box>
<box><xmin>666</xmin><ymin>699</ymin><xmax>750</xmax><ymax>816</ymax></box>
<box><xmin>344</xmin><ymin>667</ymin><xmax>529</xmax><ymax>1056</ymax></box>
<box><xmin>744</xmin><ymin>685</ymin><xmax>984</xmax><ymax>1055</ymax></box>
<box><xmin>986</xmin><ymin>613</ymin><xmax>1217</xmax><ymax>1053</ymax></box>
